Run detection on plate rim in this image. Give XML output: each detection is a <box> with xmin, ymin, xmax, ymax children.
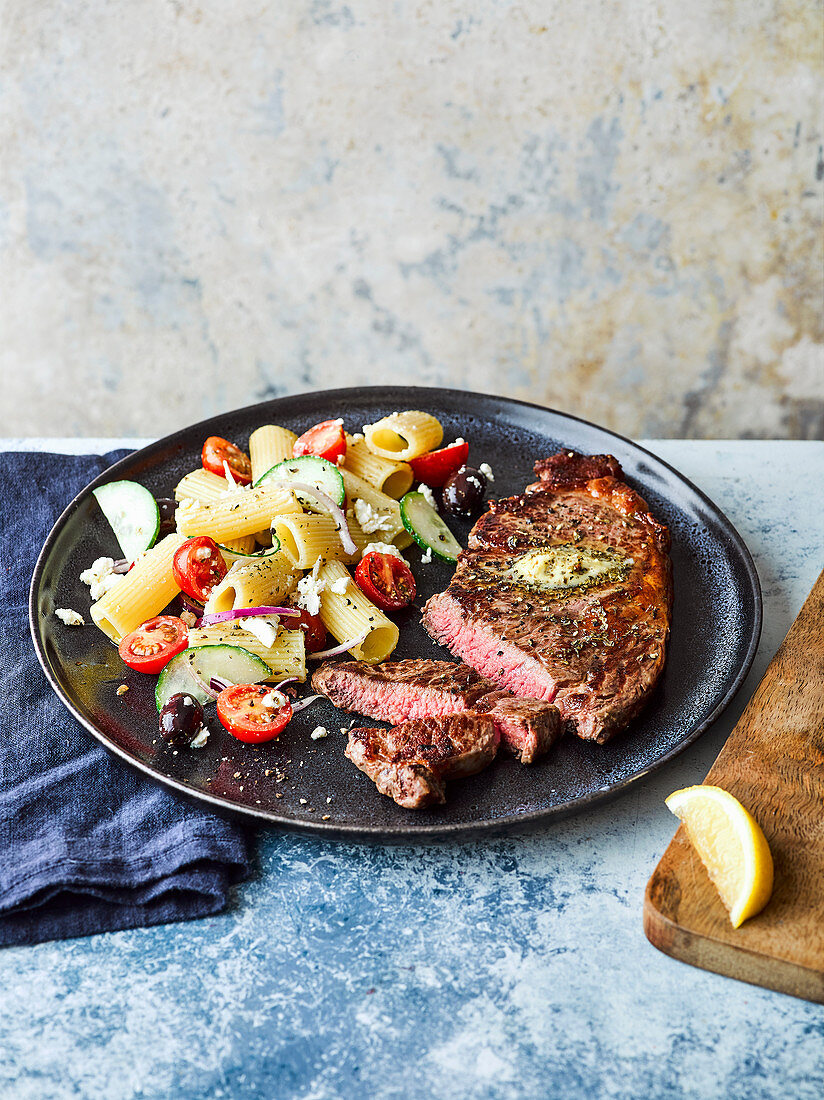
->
<box><xmin>29</xmin><ymin>386</ymin><xmax>763</xmax><ymax>841</ymax></box>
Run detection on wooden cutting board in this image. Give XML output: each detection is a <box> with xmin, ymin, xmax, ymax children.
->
<box><xmin>644</xmin><ymin>569</ymin><xmax>824</xmax><ymax>1003</ymax></box>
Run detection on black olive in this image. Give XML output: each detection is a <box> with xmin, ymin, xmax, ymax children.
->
<box><xmin>159</xmin><ymin>693</ymin><xmax>204</xmax><ymax>747</ymax></box>
<box><xmin>156</xmin><ymin>497</ymin><xmax>177</xmax><ymax>539</ymax></box>
<box><xmin>442</xmin><ymin>466</ymin><xmax>488</xmax><ymax>518</ymax></box>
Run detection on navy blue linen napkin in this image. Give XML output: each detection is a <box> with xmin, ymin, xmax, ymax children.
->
<box><xmin>0</xmin><ymin>450</ymin><xmax>252</xmax><ymax>947</ymax></box>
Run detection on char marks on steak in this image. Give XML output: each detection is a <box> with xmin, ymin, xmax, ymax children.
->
<box><xmin>345</xmin><ymin>713</ymin><xmax>499</xmax><ymax>809</ymax></box>
<box><xmin>422</xmin><ymin>451</ymin><xmax>672</xmax><ymax>743</ymax></box>
<box><xmin>312</xmin><ymin>659</ymin><xmax>561</xmax><ymax>763</ymax></box>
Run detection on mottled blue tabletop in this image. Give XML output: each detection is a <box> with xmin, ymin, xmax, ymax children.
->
<box><xmin>2</xmin><ymin>440</ymin><xmax>823</xmax><ymax>1100</ymax></box>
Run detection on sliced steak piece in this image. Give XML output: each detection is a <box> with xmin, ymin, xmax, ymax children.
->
<box><xmin>312</xmin><ymin>659</ymin><xmax>561</xmax><ymax>763</ymax></box>
<box><xmin>423</xmin><ymin>451</ymin><xmax>672</xmax><ymax>744</ymax></box>
<box><xmin>473</xmin><ymin>694</ymin><xmax>560</xmax><ymax>764</ymax></box>
<box><xmin>345</xmin><ymin>713</ymin><xmax>499</xmax><ymax>809</ymax></box>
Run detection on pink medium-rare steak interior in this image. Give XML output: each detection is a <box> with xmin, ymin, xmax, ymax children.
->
<box><xmin>312</xmin><ymin>659</ymin><xmax>561</xmax><ymax>763</ymax></box>
<box><xmin>422</xmin><ymin>451</ymin><xmax>672</xmax><ymax>744</ymax></box>
<box><xmin>312</xmin><ymin>659</ymin><xmax>491</xmax><ymax>726</ymax></box>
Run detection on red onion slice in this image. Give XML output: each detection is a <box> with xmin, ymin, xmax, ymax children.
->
<box><xmin>111</xmin><ymin>558</ymin><xmax>130</xmax><ymax>575</ymax></box>
<box><xmin>307</xmin><ymin>629</ymin><xmax>370</xmax><ymax>660</ymax></box>
<box><xmin>265</xmin><ymin>478</ymin><xmax>357</xmax><ymax>556</ymax></box>
<box><xmin>190</xmin><ymin>665</ymin><xmax>219</xmax><ymax>700</ymax></box>
<box><xmin>290</xmin><ymin>694</ymin><xmax>324</xmax><ymax>713</ymax></box>
<box><xmin>199</xmin><ymin>606</ymin><xmax>301</xmax><ymax>628</ymax></box>
<box><xmin>273</xmin><ymin>676</ymin><xmax>300</xmax><ymax>691</ymax></box>
<box><xmin>209</xmin><ymin>676</ymin><xmax>234</xmax><ymax>693</ymax></box>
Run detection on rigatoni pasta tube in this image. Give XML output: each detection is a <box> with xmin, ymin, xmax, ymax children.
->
<box><xmin>340</xmin><ymin>470</ymin><xmax>405</xmax><ymax>542</ymax></box>
<box><xmin>363</xmin><ymin>411</ymin><xmax>443</xmax><ymax>461</ymax></box>
<box><xmin>316</xmin><ymin>560</ymin><xmax>399</xmax><ymax>664</ymax></box>
<box><xmin>248</xmin><ymin>426</ymin><xmax>298</xmax><ymax>543</ymax></box>
<box><xmin>273</xmin><ymin>513</ymin><xmax>357</xmax><ymax>569</ymax></box>
<box><xmin>219</xmin><ymin>534</ymin><xmax>257</xmax><ymax>555</ymax></box>
<box><xmin>249</xmin><ymin>425</ymin><xmax>298</xmax><ymax>483</ymax></box>
<box><xmin>342</xmin><ymin>435</ymin><xmax>413</xmax><ymax>499</ymax></box>
<box><xmin>187</xmin><ymin>625</ymin><xmax>306</xmax><ymax>682</ymax></box>
<box><xmin>204</xmin><ymin>551</ymin><xmax>298</xmax><ymax>614</ymax></box>
<box><xmin>175</xmin><ymin>484</ymin><xmax>302</xmax><ymax>541</ymax></box>
<box><xmin>90</xmin><ymin>533</ymin><xmax>186</xmax><ymax>642</ymax></box>
<box><xmin>174</xmin><ymin>469</ymin><xmax>230</xmax><ymax>503</ymax></box>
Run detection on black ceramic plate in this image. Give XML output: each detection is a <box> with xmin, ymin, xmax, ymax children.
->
<box><xmin>30</xmin><ymin>387</ymin><xmax>761</xmax><ymax>840</ymax></box>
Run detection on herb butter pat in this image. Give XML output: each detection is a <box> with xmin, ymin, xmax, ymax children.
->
<box><xmin>508</xmin><ymin>544</ymin><xmax>632</xmax><ymax>594</ymax></box>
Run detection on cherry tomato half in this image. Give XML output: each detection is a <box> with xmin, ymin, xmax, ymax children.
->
<box><xmin>408</xmin><ymin>441</ymin><xmax>469</xmax><ymax>488</ymax></box>
<box><xmin>292</xmin><ymin>609</ymin><xmax>328</xmax><ymax>654</ymax></box>
<box><xmin>172</xmin><ymin>536</ymin><xmax>228</xmax><ymax>603</ymax></box>
<box><xmin>354</xmin><ymin>551</ymin><xmax>416</xmax><ymax>611</ymax></box>
<box><xmin>118</xmin><ymin>616</ymin><xmax>188</xmax><ymax>674</ymax></box>
<box><xmin>293</xmin><ymin>420</ymin><xmax>347</xmax><ymax>465</ymax></box>
<box><xmin>216</xmin><ymin>684</ymin><xmax>293</xmax><ymax>743</ymax></box>
<box><xmin>202</xmin><ymin>436</ymin><xmax>252</xmax><ymax>485</ymax></box>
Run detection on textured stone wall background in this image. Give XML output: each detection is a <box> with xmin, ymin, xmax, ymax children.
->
<box><xmin>1</xmin><ymin>0</ymin><xmax>822</xmax><ymax>439</ymax></box>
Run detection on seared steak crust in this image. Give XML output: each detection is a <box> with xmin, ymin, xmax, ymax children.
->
<box><xmin>423</xmin><ymin>451</ymin><xmax>672</xmax><ymax>744</ymax></box>
<box><xmin>345</xmin><ymin>713</ymin><xmax>499</xmax><ymax>809</ymax></box>
<box><xmin>312</xmin><ymin>659</ymin><xmax>561</xmax><ymax>763</ymax></box>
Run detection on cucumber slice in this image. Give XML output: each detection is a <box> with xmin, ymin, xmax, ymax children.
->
<box><xmin>155</xmin><ymin>645</ymin><xmax>273</xmax><ymax>711</ymax></box>
<box><xmin>92</xmin><ymin>480</ymin><xmax>160</xmax><ymax>562</ymax></box>
<box><xmin>400</xmin><ymin>492</ymin><xmax>463</xmax><ymax>563</ymax></box>
<box><xmin>216</xmin><ymin>539</ymin><xmax>281</xmax><ymax>564</ymax></box>
<box><xmin>255</xmin><ymin>455</ymin><xmax>345</xmax><ymax>512</ymax></box>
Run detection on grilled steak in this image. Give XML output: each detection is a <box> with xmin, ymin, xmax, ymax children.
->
<box><xmin>345</xmin><ymin>712</ymin><xmax>499</xmax><ymax>809</ymax></box>
<box><xmin>312</xmin><ymin>659</ymin><xmax>561</xmax><ymax>763</ymax></box>
<box><xmin>423</xmin><ymin>451</ymin><xmax>672</xmax><ymax>744</ymax></box>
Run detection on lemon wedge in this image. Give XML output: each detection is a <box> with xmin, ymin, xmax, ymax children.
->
<box><xmin>665</xmin><ymin>784</ymin><xmax>774</xmax><ymax>928</ymax></box>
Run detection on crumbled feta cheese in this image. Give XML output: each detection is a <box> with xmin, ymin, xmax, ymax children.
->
<box><xmin>194</xmin><ymin>546</ymin><xmax>212</xmax><ymax>561</ymax></box>
<box><xmin>329</xmin><ymin>576</ymin><xmax>350</xmax><ymax>594</ymax></box>
<box><xmin>299</xmin><ymin>798</ymin><xmax>308</xmax><ymax>805</ymax></box>
<box><xmin>351</xmin><ymin>432</ymin><xmax>364</xmax><ymax>443</ymax></box>
<box><xmin>79</xmin><ymin>557</ymin><xmax>124</xmax><ymax>600</ymax></box>
<box><xmin>180</xmin><ymin>609</ymin><xmax>198</xmax><ymax>628</ymax></box>
<box><xmin>296</xmin><ymin>559</ymin><xmax>326</xmax><ymax>616</ymax></box>
<box><xmin>453</xmin><ymin>437</ymin><xmax>466</xmax><ymax>445</ymax></box>
<box><xmin>354</xmin><ymin>498</ymin><xmax>394</xmax><ymax>534</ymax></box>
<box><xmin>310</xmin><ymin>726</ymin><xmax>328</xmax><ymax>740</ymax></box>
<box><xmin>239</xmin><ymin>617</ymin><xmax>278</xmax><ymax>648</ymax></box>
<box><xmin>361</xmin><ymin>542</ymin><xmax>403</xmax><ymax>561</ymax></box>
<box><xmin>177</xmin><ymin>498</ymin><xmax>198</xmax><ymax>512</ymax></box>
<box><xmin>190</xmin><ymin>726</ymin><xmax>210</xmax><ymax>749</ymax></box>
<box><xmin>222</xmin><ymin>459</ymin><xmax>237</xmax><ymax>487</ymax></box>
<box><xmin>420</xmin><ymin>546</ymin><xmax>433</xmax><ymax>564</ymax></box>
<box><xmin>55</xmin><ymin>608</ymin><xmax>85</xmax><ymax>626</ymax></box>
<box><xmin>80</xmin><ymin>556</ymin><xmax>114</xmax><ymax>586</ymax></box>
<box><xmin>260</xmin><ymin>689</ymin><xmax>287</xmax><ymax>709</ymax></box>
<box><xmin>418</xmin><ymin>484</ymin><xmax>438</xmax><ymax>510</ymax></box>
<box><xmin>479</xmin><ymin>462</ymin><xmax>495</xmax><ymax>483</ymax></box>
<box><xmin>333</xmin><ymin>418</ymin><xmax>344</xmax><ymax>426</ymax></box>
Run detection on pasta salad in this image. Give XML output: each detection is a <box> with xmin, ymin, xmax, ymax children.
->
<box><xmin>58</xmin><ymin>411</ymin><xmax>492</xmax><ymax>751</ymax></box>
